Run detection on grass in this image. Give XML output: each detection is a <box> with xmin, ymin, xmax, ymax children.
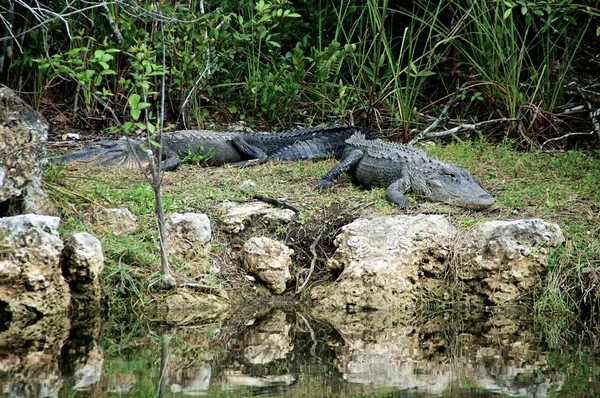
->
<box><xmin>43</xmin><ymin>139</ymin><xmax>600</xmax><ymax>315</ymax></box>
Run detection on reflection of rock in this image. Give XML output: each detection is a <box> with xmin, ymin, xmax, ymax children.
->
<box><xmin>217</xmin><ymin>200</ymin><xmax>295</xmax><ymax>234</ymax></box>
<box><xmin>95</xmin><ymin>207</ymin><xmax>138</xmax><ymax>235</ymax></box>
<box><xmin>0</xmin><ymin>87</ymin><xmax>49</xmax><ymax>215</ymax></box>
<box><xmin>170</xmin><ymin>363</ymin><xmax>211</xmax><ymax>394</ymax></box>
<box><xmin>242</xmin><ymin>310</ymin><xmax>293</xmax><ymax>364</ymax></box>
<box><xmin>314</xmin><ymin>309</ymin><xmax>563</xmax><ymax>396</ymax></box>
<box><xmin>165</xmin><ymin>212</ymin><xmax>212</xmax><ymax>258</ymax></box>
<box><xmin>456</xmin><ymin>219</ymin><xmax>565</xmax><ymax>304</ymax></box>
<box><xmin>59</xmin><ymin>315</ymin><xmax>104</xmax><ymax>392</ymax></box>
<box><xmin>221</xmin><ymin>370</ymin><xmax>295</xmax><ymax>389</ymax></box>
<box><xmin>0</xmin><ymin>315</ymin><xmax>70</xmax><ymax>398</ymax></box>
<box><xmin>243</xmin><ymin>237</ymin><xmax>293</xmax><ymax>294</ymax></box>
<box><xmin>0</xmin><ymin>215</ymin><xmax>71</xmax><ymax>321</ymax></box>
<box><xmin>311</xmin><ymin>215</ymin><xmax>456</xmax><ymax>310</ymax></box>
<box><xmin>61</xmin><ymin>232</ymin><xmax>104</xmax><ymax>302</ymax></box>
<box><xmin>149</xmin><ymin>290</ymin><xmax>229</xmax><ymax>325</ymax></box>
<box><xmin>71</xmin><ymin>340</ymin><xmax>104</xmax><ymax>390</ymax></box>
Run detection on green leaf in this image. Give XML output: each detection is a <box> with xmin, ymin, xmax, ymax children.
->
<box><xmin>229</xmin><ymin>105</ymin><xmax>238</xmax><ymax>113</ymax></box>
<box><xmin>131</xmin><ymin>109</ymin><xmax>141</xmax><ymax>120</ymax></box>
<box><xmin>137</xmin><ymin>102</ymin><xmax>152</xmax><ymax>110</ymax></box>
<box><xmin>149</xmin><ymin>138</ymin><xmax>161</xmax><ymax>148</ymax></box>
<box><xmin>503</xmin><ymin>8</ymin><xmax>512</xmax><ymax>19</ymax></box>
<box><xmin>129</xmin><ymin>93</ymin><xmax>141</xmax><ymax>109</ymax></box>
<box><xmin>521</xmin><ymin>6</ymin><xmax>528</xmax><ymax>15</ymax></box>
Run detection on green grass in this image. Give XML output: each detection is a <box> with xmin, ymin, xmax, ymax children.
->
<box><xmin>44</xmin><ymin>139</ymin><xmax>600</xmax><ymax>314</ymax></box>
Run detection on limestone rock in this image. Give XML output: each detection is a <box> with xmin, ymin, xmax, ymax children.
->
<box><xmin>95</xmin><ymin>207</ymin><xmax>138</xmax><ymax>235</ymax></box>
<box><xmin>61</xmin><ymin>232</ymin><xmax>105</xmax><ymax>301</ymax></box>
<box><xmin>165</xmin><ymin>212</ymin><xmax>212</xmax><ymax>257</ymax></box>
<box><xmin>0</xmin><ymin>214</ymin><xmax>71</xmax><ymax>319</ymax></box>
<box><xmin>243</xmin><ymin>237</ymin><xmax>294</xmax><ymax>294</ymax></box>
<box><xmin>456</xmin><ymin>218</ymin><xmax>564</xmax><ymax>304</ymax></box>
<box><xmin>217</xmin><ymin>200</ymin><xmax>295</xmax><ymax>234</ymax></box>
<box><xmin>311</xmin><ymin>215</ymin><xmax>457</xmax><ymax>310</ymax></box>
<box><xmin>0</xmin><ymin>88</ymin><xmax>49</xmax><ymax>215</ymax></box>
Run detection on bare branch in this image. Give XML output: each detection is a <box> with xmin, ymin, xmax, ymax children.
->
<box><xmin>296</xmin><ymin>229</ymin><xmax>324</xmax><ymax>295</ymax></box>
<box><xmin>539</xmin><ymin>131</ymin><xmax>596</xmax><ymax>150</ymax></box>
<box><xmin>410</xmin><ymin>118</ymin><xmax>517</xmax><ymax>145</ymax></box>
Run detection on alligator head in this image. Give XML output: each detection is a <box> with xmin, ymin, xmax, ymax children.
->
<box><xmin>411</xmin><ymin>162</ymin><xmax>494</xmax><ymax>209</ymax></box>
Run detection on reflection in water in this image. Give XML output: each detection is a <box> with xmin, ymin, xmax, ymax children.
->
<box><xmin>0</xmin><ymin>307</ymin><xmax>599</xmax><ymax>396</ymax></box>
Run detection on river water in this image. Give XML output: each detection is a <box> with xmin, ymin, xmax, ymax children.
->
<box><xmin>1</xmin><ymin>307</ymin><xmax>599</xmax><ymax>397</ymax></box>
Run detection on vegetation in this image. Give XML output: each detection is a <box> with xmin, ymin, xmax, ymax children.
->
<box><xmin>2</xmin><ymin>0</ymin><xmax>599</xmax><ymax>146</ymax></box>
<box><xmin>3</xmin><ymin>0</ymin><xmax>600</xmax><ymax>313</ymax></box>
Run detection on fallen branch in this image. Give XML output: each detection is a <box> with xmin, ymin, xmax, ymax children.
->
<box><xmin>576</xmin><ymin>86</ymin><xmax>600</xmax><ymax>144</ymax></box>
<box><xmin>410</xmin><ymin>118</ymin><xmax>517</xmax><ymax>145</ymax></box>
<box><xmin>296</xmin><ymin>229</ymin><xmax>324</xmax><ymax>295</ymax></box>
<box><xmin>539</xmin><ymin>131</ymin><xmax>596</xmax><ymax>150</ymax></box>
<box><xmin>253</xmin><ymin>194</ymin><xmax>300</xmax><ymax>213</ymax></box>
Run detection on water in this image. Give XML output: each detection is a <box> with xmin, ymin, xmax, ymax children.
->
<box><xmin>1</xmin><ymin>307</ymin><xmax>599</xmax><ymax>397</ymax></box>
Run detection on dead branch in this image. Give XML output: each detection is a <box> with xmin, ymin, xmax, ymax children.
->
<box><xmin>296</xmin><ymin>229</ymin><xmax>324</xmax><ymax>295</ymax></box>
<box><xmin>410</xmin><ymin>118</ymin><xmax>517</xmax><ymax>144</ymax></box>
<box><xmin>540</xmin><ymin>131</ymin><xmax>596</xmax><ymax>150</ymax></box>
<box><xmin>253</xmin><ymin>194</ymin><xmax>300</xmax><ymax>213</ymax></box>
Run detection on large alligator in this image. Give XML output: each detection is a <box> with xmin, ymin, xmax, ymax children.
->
<box><xmin>50</xmin><ymin>125</ymin><xmax>367</xmax><ymax>171</ymax></box>
<box><xmin>315</xmin><ymin>133</ymin><xmax>495</xmax><ymax>209</ymax></box>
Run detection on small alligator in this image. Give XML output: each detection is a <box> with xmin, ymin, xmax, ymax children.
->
<box><xmin>50</xmin><ymin>125</ymin><xmax>367</xmax><ymax>171</ymax></box>
<box><xmin>315</xmin><ymin>133</ymin><xmax>494</xmax><ymax>209</ymax></box>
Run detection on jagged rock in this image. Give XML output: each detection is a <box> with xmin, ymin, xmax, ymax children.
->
<box><xmin>165</xmin><ymin>212</ymin><xmax>212</xmax><ymax>257</ymax></box>
<box><xmin>217</xmin><ymin>200</ymin><xmax>295</xmax><ymax>234</ymax></box>
<box><xmin>95</xmin><ymin>207</ymin><xmax>138</xmax><ymax>235</ymax></box>
<box><xmin>455</xmin><ymin>218</ymin><xmax>565</xmax><ymax>304</ymax></box>
<box><xmin>311</xmin><ymin>215</ymin><xmax>457</xmax><ymax>310</ymax></box>
<box><xmin>243</xmin><ymin>237</ymin><xmax>293</xmax><ymax>294</ymax></box>
<box><xmin>0</xmin><ymin>88</ymin><xmax>49</xmax><ymax>215</ymax></box>
<box><xmin>61</xmin><ymin>232</ymin><xmax>104</xmax><ymax>301</ymax></box>
<box><xmin>243</xmin><ymin>310</ymin><xmax>293</xmax><ymax>364</ymax></box>
<box><xmin>0</xmin><ymin>214</ymin><xmax>71</xmax><ymax>320</ymax></box>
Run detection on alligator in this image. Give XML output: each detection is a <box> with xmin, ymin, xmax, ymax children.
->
<box><xmin>49</xmin><ymin>125</ymin><xmax>368</xmax><ymax>171</ymax></box>
<box><xmin>314</xmin><ymin>133</ymin><xmax>495</xmax><ymax>209</ymax></box>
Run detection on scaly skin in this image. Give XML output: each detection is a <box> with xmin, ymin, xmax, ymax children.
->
<box><xmin>315</xmin><ymin>133</ymin><xmax>495</xmax><ymax>210</ymax></box>
<box><xmin>49</xmin><ymin>125</ymin><xmax>368</xmax><ymax>171</ymax></box>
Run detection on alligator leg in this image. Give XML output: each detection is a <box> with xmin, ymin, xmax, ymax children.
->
<box><xmin>385</xmin><ymin>178</ymin><xmax>417</xmax><ymax>209</ymax></box>
<box><xmin>230</xmin><ymin>136</ymin><xmax>269</xmax><ymax>166</ymax></box>
<box><xmin>314</xmin><ymin>149</ymin><xmax>364</xmax><ymax>190</ymax></box>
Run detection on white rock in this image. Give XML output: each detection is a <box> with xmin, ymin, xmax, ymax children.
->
<box><xmin>62</xmin><ymin>232</ymin><xmax>105</xmax><ymax>290</ymax></box>
<box><xmin>96</xmin><ymin>207</ymin><xmax>138</xmax><ymax>235</ymax></box>
<box><xmin>455</xmin><ymin>218</ymin><xmax>564</xmax><ymax>304</ymax></box>
<box><xmin>243</xmin><ymin>237</ymin><xmax>293</xmax><ymax>294</ymax></box>
<box><xmin>165</xmin><ymin>212</ymin><xmax>212</xmax><ymax>257</ymax></box>
<box><xmin>217</xmin><ymin>201</ymin><xmax>295</xmax><ymax>234</ymax></box>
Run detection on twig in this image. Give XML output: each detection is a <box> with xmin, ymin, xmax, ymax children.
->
<box><xmin>296</xmin><ymin>230</ymin><xmax>324</xmax><ymax>295</ymax></box>
<box><xmin>575</xmin><ymin>85</ymin><xmax>600</xmax><ymax>144</ymax></box>
<box><xmin>253</xmin><ymin>194</ymin><xmax>300</xmax><ymax>213</ymax></box>
<box><xmin>410</xmin><ymin>118</ymin><xmax>517</xmax><ymax>144</ymax></box>
<box><xmin>410</xmin><ymin>95</ymin><xmax>456</xmax><ymax>144</ymax></box>
<box><xmin>539</xmin><ymin>131</ymin><xmax>596</xmax><ymax>150</ymax></box>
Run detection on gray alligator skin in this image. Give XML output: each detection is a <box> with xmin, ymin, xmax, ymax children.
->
<box><xmin>50</xmin><ymin>125</ymin><xmax>368</xmax><ymax>171</ymax></box>
<box><xmin>315</xmin><ymin>133</ymin><xmax>494</xmax><ymax>209</ymax></box>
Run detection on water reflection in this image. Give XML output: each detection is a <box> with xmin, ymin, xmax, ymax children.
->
<box><xmin>1</xmin><ymin>306</ymin><xmax>599</xmax><ymax>397</ymax></box>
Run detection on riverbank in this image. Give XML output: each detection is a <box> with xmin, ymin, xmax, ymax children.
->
<box><xmin>44</xmin><ymin>138</ymin><xmax>600</xmax><ymax>315</ymax></box>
